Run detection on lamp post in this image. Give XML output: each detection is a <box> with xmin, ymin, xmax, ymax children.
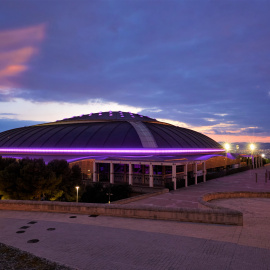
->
<box><xmin>250</xmin><ymin>144</ymin><xmax>255</xmax><ymax>169</ymax></box>
<box><xmin>75</xmin><ymin>186</ymin><xmax>79</xmax><ymax>203</ymax></box>
<box><xmin>224</xmin><ymin>143</ymin><xmax>230</xmax><ymax>171</ymax></box>
<box><xmin>262</xmin><ymin>154</ymin><xmax>265</xmax><ymax>167</ymax></box>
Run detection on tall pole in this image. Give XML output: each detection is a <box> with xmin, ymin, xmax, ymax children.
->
<box><xmin>250</xmin><ymin>144</ymin><xmax>255</xmax><ymax>169</ymax></box>
<box><xmin>76</xmin><ymin>186</ymin><xmax>79</xmax><ymax>203</ymax></box>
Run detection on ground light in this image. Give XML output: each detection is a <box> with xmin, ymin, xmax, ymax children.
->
<box><xmin>106</xmin><ymin>185</ymin><xmax>113</xmax><ymax>204</ymax></box>
<box><xmin>75</xmin><ymin>186</ymin><xmax>79</xmax><ymax>203</ymax></box>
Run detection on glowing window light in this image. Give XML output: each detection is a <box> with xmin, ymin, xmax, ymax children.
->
<box><xmin>0</xmin><ymin>148</ymin><xmax>225</xmax><ymax>155</ymax></box>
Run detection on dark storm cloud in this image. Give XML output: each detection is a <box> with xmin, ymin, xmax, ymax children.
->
<box><xmin>0</xmin><ymin>0</ymin><xmax>270</xmax><ymax>137</ymax></box>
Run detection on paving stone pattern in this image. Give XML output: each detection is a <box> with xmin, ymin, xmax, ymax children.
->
<box><xmin>0</xmin><ymin>165</ymin><xmax>270</xmax><ymax>269</ymax></box>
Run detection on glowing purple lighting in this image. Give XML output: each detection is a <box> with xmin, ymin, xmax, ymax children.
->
<box><xmin>89</xmin><ymin>113</ymin><xmax>92</xmax><ymax>116</ymax></box>
<box><xmin>0</xmin><ymin>148</ymin><xmax>225</xmax><ymax>155</ymax></box>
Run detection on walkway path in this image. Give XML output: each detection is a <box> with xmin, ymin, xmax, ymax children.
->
<box><xmin>0</xmin><ymin>166</ymin><xmax>270</xmax><ymax>269</ymax></box>
<box><xmin>129</xmin><ymin>166</ymin><xmax>270</xmax><ymax>208</ymax></box>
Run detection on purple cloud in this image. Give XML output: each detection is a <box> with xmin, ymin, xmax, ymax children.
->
<box><xmin>0</xmin><ymin>0</ymin><xmax>269</xmax><ymax>138</ymax></box>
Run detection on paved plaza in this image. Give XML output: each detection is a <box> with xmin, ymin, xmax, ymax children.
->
<box><xmin>129</xmin><ymin>165</ymin><xmax>270</xmax><ymax>209</ymax></box>
<box><xmin>0</xmin><ymin>165</ymin><xmax>270</xmax><ymax>269</ymax></box>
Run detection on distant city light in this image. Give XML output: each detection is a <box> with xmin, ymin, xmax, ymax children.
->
<box><xmin>262</xmin><ymin>154</ymin><xmax>265</xmax><ymax>158</ymax></box>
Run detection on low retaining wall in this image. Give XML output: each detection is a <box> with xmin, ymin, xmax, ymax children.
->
<box><xmin>0</xmin><ymin>199</ymin><xmax>242</xmax><ymax>226</ymax></box>
<box><xmin>112</xmin><ymin>188</ymin><xmax>169</xmax><ymax>204</ymax></box>
<box><xmin>199</xmin><ymin>191</ymin><xmax>270</xmax><ymax>211</ymax></box>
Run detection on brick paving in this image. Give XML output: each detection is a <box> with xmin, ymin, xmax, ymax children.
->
<box><xmin>129</xmin><ymin>165</ymin><xmax>270</xmax><ymax>209</ymax></box>
<box><xmin>0</xmin><ymin>165</ymin><xmax>270</xmax><ymax>269</ymax></box>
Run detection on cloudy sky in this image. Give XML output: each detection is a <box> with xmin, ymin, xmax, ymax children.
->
<box><xmin>0</xmin><ymin>0</ymin><xmax>269</xmax><ymax>143</ymax></box>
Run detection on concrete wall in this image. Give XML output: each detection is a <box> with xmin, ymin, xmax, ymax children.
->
<box><xmin>113</xmin><ymin>188</ymin><xmax>169</xmax><ymax>204</ymax></box>
<box><xmin>0</xmin><ymin>199</ymin><xmax>242</xmax><ymax>226</ymax></box>
<box><xmin>199</xmin><ymin>191</ymin><xmax>270</xmax><ymax>210</ymax></box>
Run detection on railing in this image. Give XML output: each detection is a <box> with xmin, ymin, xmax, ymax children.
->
<box><xmin>206</xmin><ymin>165</ymin><xmax>252</xmax><ymax>181</ymax></box>
<box><xmin>113</xmin><ymin>173</ymin><xmax>128</xmax><ymax>184</ymax></box>
<box><xmin>101</xmin><ymin>173</ymin><xmax>172</xmax><ymax>187</ymax></box>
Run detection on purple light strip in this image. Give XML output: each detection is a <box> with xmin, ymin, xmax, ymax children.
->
<box><xmin>0</xmin><ymin>148</ymin><xmax>225</xmax><ymax>154</ymax></box>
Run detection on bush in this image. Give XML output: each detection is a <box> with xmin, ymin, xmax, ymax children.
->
<box><xmin>80</xmin><ymin>183</ymin><xmax>131</xmax><ymax>203</ymax></box>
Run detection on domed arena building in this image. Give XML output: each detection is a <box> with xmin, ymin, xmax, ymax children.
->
<box><xmin>0</xmin><ymin>111</ymin><xmax>242</xmax><ymax>190</ymax></box>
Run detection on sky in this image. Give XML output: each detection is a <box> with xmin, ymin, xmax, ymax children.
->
<box><xmin>0</xmin><ymin>0</ymin><xmax>269</xmax><ymax>144</ymax></box>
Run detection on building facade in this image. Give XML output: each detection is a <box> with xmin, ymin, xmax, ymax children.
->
<box><xmin>0</xmin><ymin>111</ymin><xmax>263</xmax><ymax>189</ymax></box>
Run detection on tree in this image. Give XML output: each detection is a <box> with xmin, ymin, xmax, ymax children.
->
<box><xmin>19</xmin><ymin>158</ymin><xmax>62</xmax><ymax>200</ymax></box>
<box><xmin>47</xmin><ymin>160</ymin><xmax>82</xmax><ymax>201</ymax></box>
<box><xmin>0</xmin><ymin>158</ymin><xmax>62</xmax><ymax>200</ymax></box>
<box><xmin>0</xmin><ymin>161</ymin><xmax>21</xmax><ymax>199</ymax></box>
<box><xmin>0</xmin><ymin>156</ymin><xmax>17</xmax><ymax>171</ymax></box>
<box><xmin>0</xmin><ymin>157</ymin><xmax>82</xmax><ymax>201</ymax></box>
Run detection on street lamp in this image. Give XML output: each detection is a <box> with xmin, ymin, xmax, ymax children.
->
<box><xmin>224</xmin><ymin>143</ymin><xmax>231</xmax><ymax>152</ymax></box>
<box><xmin>250</xmin><ymin>143</ymin><xmax>255</xmax><ymax>153</ymax></box>
<box><xmin>250</xmin><ymin>144</ymin><xmax>255</xmax><ymax>169</ymax></box>
<box><xmin>224</xmin><ymin>143</ymin><xmax>231</xmax><ymax>171</ymax></box>
<box><xmin>75</xmin><ymin>186</ymin><xmax>79</xmax><ymax>203</ymax></box>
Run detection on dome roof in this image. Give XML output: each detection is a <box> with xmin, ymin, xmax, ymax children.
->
<box><xmin>0</xmin><ymin>112</ymin><xmax>223</xmax><ymax>152</ymax></box>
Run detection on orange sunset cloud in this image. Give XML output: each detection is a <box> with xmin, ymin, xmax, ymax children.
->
<box><xmin>0</xmin><ymin>24</ymin><xmax>46</xmax><ymax>91</ymax></box>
